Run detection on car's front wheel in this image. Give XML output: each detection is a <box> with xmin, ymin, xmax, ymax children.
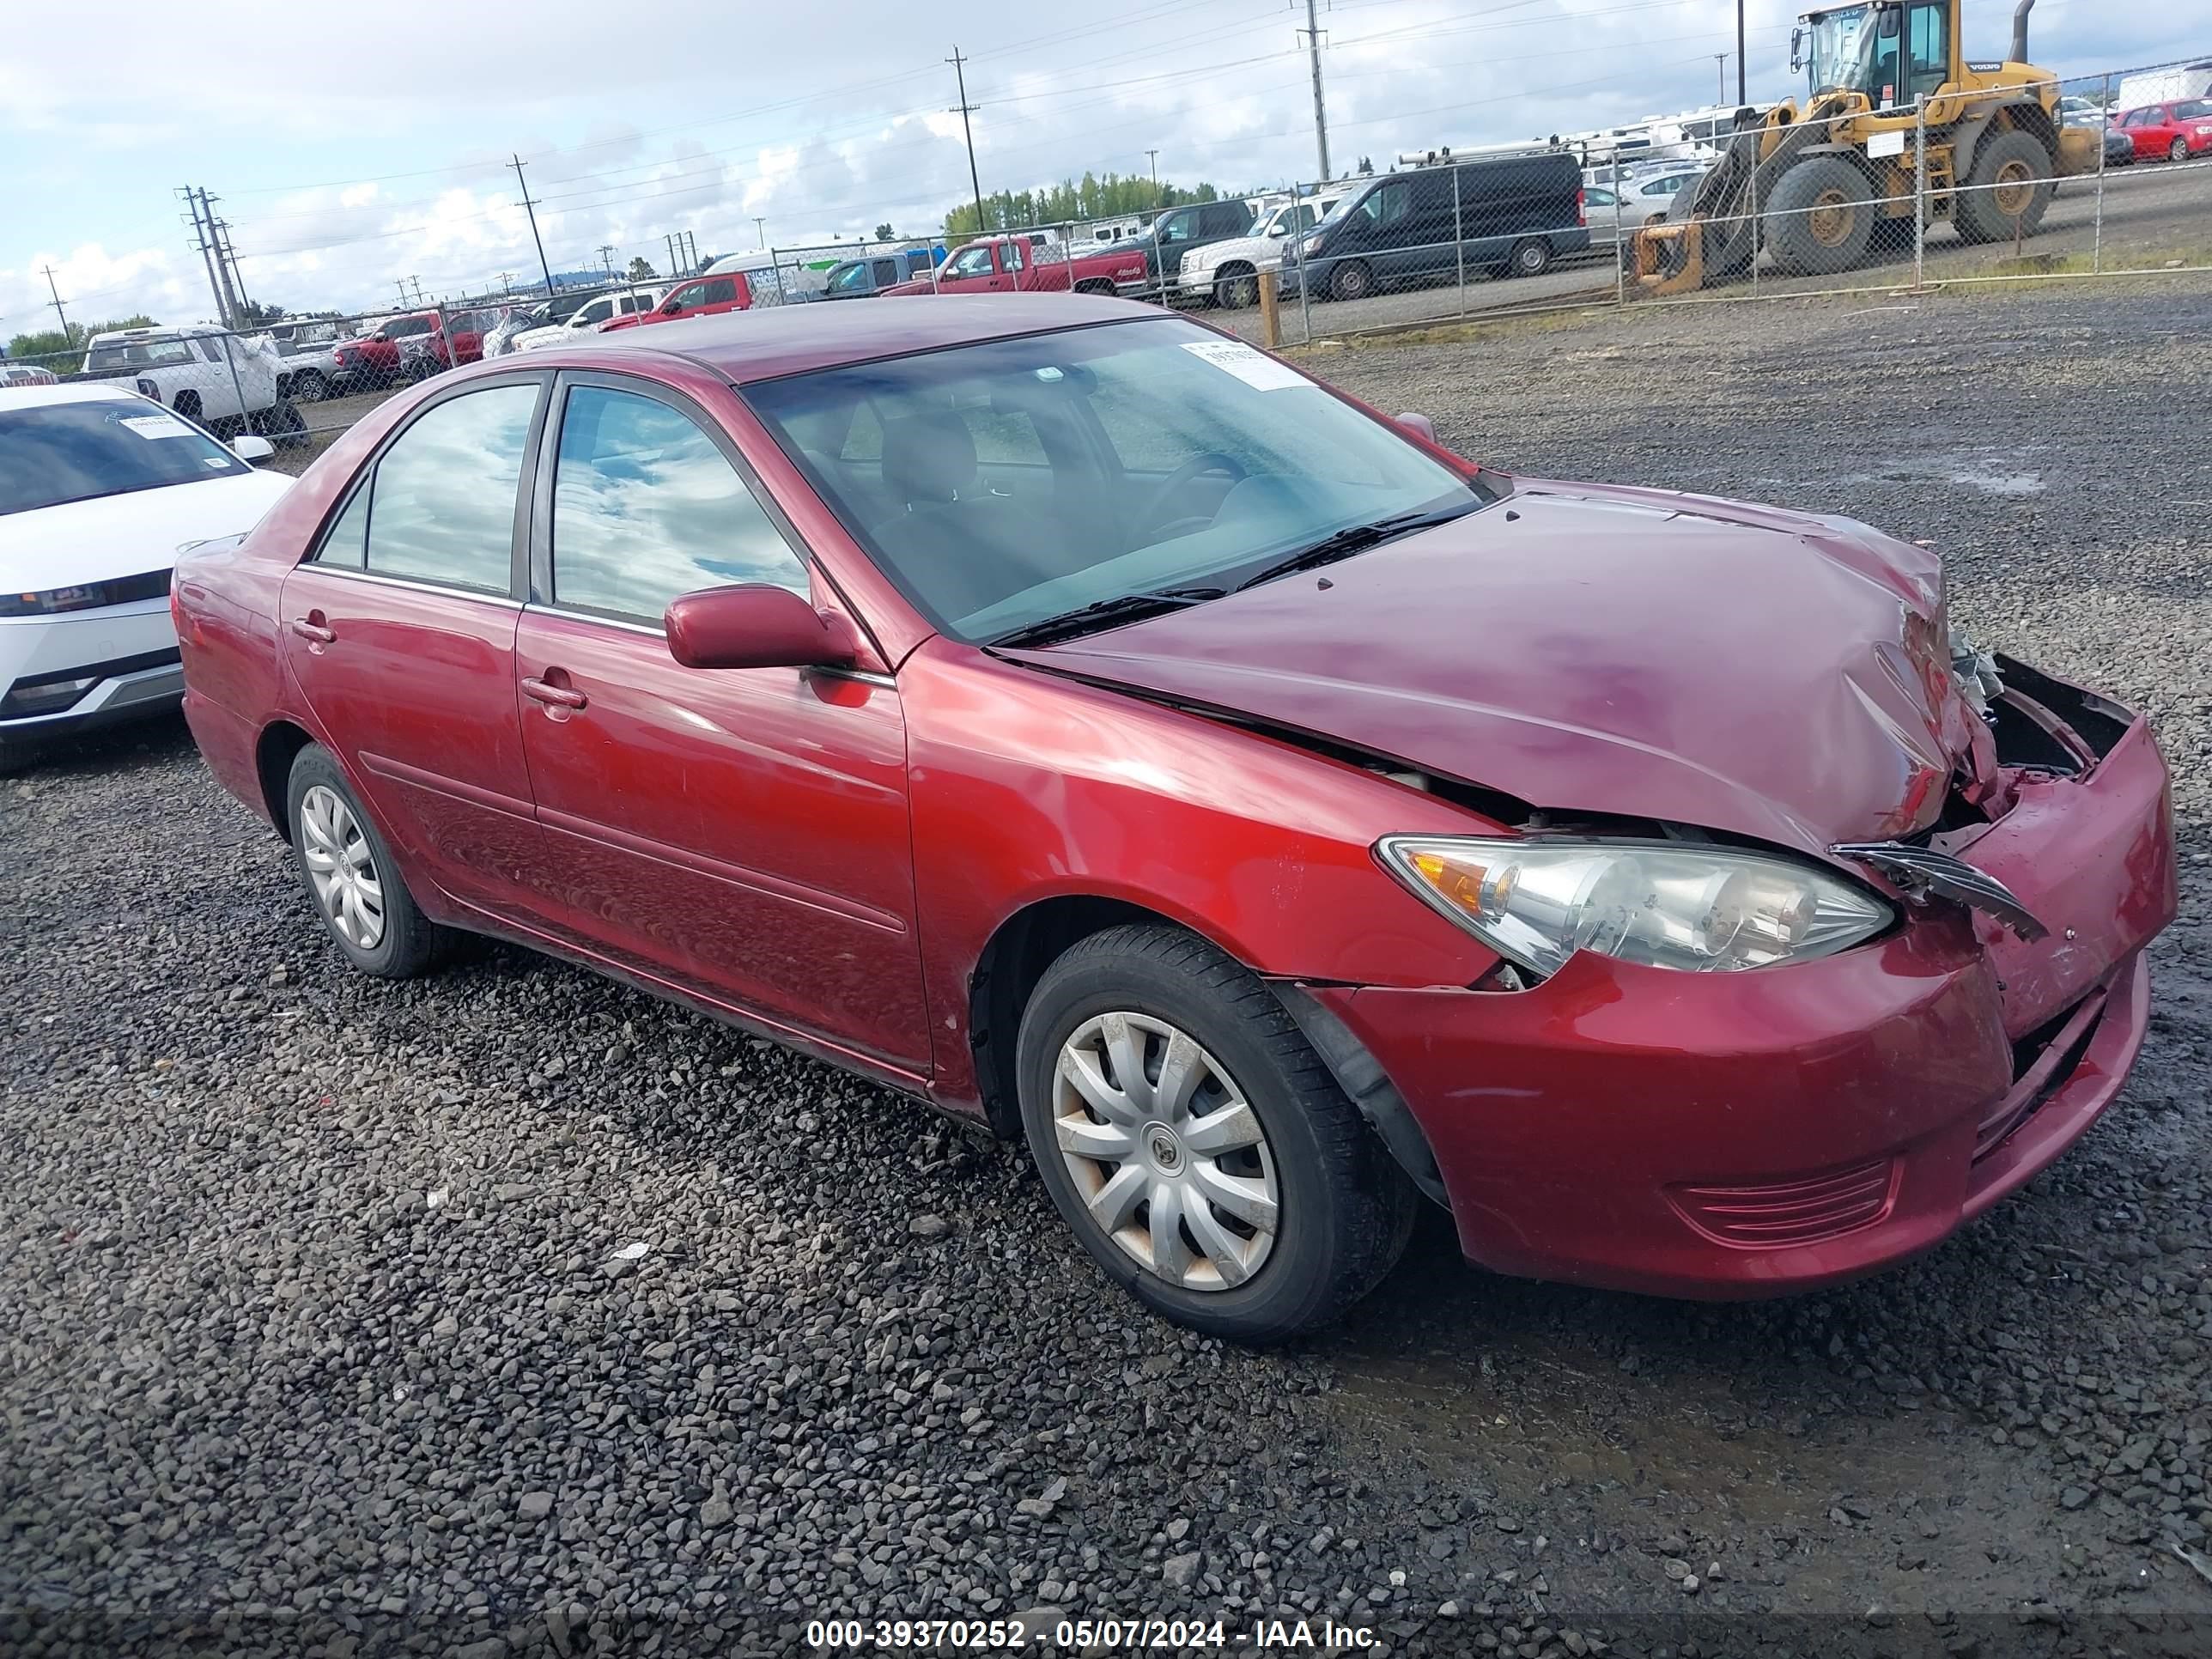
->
<box><xmin>1017</xmin><ymin>924</ymin><xmax>1414</xmax><ymax>1343</ymax></box>
<box><xmin>286</xmin><ymin>744</ymin><xmax>448</xmax><ymax>978</ymax></box>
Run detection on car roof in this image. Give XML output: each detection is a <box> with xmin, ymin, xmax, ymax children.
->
<box><xmin>562</xmin><ymin>292</ymin><xmax>1158</xmax><ymax>385</ymax></box>
<box><xmin>0</xmin><ymin>381</ymin><xmax>146</xmax><ymax>410</ymax></box>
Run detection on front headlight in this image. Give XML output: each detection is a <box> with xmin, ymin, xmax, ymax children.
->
<box><xmin>1376</xmin><ymin>836</ymin><xmax>1893</xmax><ymax>976</ymax></box>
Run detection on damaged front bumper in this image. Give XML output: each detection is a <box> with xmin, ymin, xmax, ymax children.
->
<box><xmin>1308</xmin><ymin>661</ymin><xmax>2179</xmax><ymax>1299</ymax></box>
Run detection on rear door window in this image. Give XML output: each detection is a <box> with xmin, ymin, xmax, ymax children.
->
<box><xmin>351</xmin><ymin>384</ymin><xmax>540</xmax><ymax>592</ymax></box>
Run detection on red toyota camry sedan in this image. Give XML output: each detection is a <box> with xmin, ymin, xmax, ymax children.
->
<box><xmin>173</xmin><ymin>296</ymin><xmax>2177</xmax><ymax>1342</ymax></box>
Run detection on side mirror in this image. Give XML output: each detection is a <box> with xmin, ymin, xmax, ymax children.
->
<box><xmin>231</xmin><ymin>433</ymin><xmax>276</xmax><ymax>464</ymax></box>
<box><xmin>1395</xmin><ymin>412</ymin><xmax>1437</xmax><ymax>444</ymax></box>
<box><xmin>1790</xmin><ymin>27</ymin><xmax>1802</xmax><ymax>71</ymax></box>
<box><xmin>665</xmin><ymin>584</ymin><xmax>859</xmax><ymax>672</ymax></box>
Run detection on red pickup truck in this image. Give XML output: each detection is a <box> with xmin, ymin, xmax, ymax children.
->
<box><xmin>881</xmin><ymin>235</ymin><xmax>1149</xmax><ymax>297</ymax></box>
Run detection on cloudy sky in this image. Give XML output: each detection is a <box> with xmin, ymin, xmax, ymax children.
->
<box><xmin>2</xmin><ymin>0</ymin><xmax>2197</xmax><ymax>334</ymax></box>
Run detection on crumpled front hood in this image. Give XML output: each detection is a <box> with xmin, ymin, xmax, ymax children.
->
<box><xmin>1002</xmin><ymin>480</ymin><xmax>1985</xmax><ymax>856</ymax></box>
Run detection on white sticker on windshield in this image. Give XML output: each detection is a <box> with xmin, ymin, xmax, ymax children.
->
<box><xmin>119</xmin><ymin>414</ymin><xmax>193</xmax><ymax>439</ymax></box>
<box><xmin>1179</xmin><ymin>339</ymin><xmax>1305</xmax><ymax>391</ymax></box>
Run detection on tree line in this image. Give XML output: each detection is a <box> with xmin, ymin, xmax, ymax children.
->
<box><xmin>942</xmin><ymin>172</ymin><xmax>1245</xmax><ymax>239</ymax></box>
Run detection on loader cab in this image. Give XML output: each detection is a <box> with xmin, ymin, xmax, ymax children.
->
<box><xmin>1796</xmin><ymin>2</ymin><xmax>1954</xmax><ymax>107</ymax></box>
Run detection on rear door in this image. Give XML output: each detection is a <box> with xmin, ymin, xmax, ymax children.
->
<box><xmin>509</xmin><ymin>373</ymin><xmax>929</xmax><ymax>1069</ymax></box>
<box><xmin>278</xmin><ymin>375</ymin><xmax>549</xmax><ymax>919</ymax></box>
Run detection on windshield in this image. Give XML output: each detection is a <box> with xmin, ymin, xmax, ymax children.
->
<box><xmin>744</xmin><ymin>316</ymin><xmax>1483</xmax><ymax>641</ymax></box>
<box><xmin>1803</xmin><ymin>4</ymin><xmax>1874</xmax><ymax>94</ymax></box>
<box><xmin>0</xmin><ymin>399</ymin><xmax>246</xmax><ymax>516</ymax></box>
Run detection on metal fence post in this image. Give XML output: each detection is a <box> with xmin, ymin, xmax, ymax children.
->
<box><xmin>1453</xmin><ymin>163</ymin><xmax>1468</xmax><ymax>318</ymax></box>
<box><xmin>1610</xmin><ymin>149</ymin><xmax>1626</xmax><ymax>307</ymax></box>
<box><xmin>1749</xmin><ymin>133</ymin><xmax>1763</xmax><ymax>298</ymax></box>
<box><xmin>221</xmin><ymin>330</ymin><xmax>250</xmax><ymax>435</ymax></box>
<box><xmin>1290</xmin><ymin>180</ymin><xmax>1314</xmax><ymax>346</ymax></box>
<box><xmin>2093</xmin><ymin>71</ymin><xmax>2109</xmax><ymax>274</ymax></box>
<box><xmin>1913</xmin><ymin>97</ymin><xmax>1928</xmax><ymax>295</ymax></box>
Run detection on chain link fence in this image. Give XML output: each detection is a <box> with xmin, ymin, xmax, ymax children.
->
<box><xmin>8</xmin><ymin>48</ymin><xmax>2203</xmax><ymax>466</ymax></box>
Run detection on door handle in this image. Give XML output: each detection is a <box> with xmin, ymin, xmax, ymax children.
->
<box><xmin>522</xmin><ymin>676</ymin><xmax>587</xmax><ymax>710</ymax></box>
<box><xmin>289</xmin><ymin>617</ymin><xmax>335</xmax><ymax>644</ymax></box>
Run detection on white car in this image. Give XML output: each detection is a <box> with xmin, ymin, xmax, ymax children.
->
<box><xmin>1176</xmin><ymin>195</ymin><xmax>1345</xmax><ymax>309</ymax></box>
<box><xmin>512</xmin><ymin>287</ymin><xmax>665</xmax><ymax>351</ymax></box>
<box><xmin>0</xmin><ymin>384</ymin><xmax>293</xmax><ymax>769</ymax></box>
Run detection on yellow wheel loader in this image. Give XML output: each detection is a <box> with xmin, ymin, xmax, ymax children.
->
<box><xmin>1632</xmin><ymin>0</ymin><xmax>2100</xmax><ymax>295</ymax></box>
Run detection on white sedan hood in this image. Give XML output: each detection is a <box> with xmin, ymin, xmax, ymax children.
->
<box><xmin>0</xmin><ymin>468</ymin><xmax>295</xmax><ymax>593</ymax></box>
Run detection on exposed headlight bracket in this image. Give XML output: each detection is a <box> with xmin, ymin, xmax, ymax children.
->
<box><xmin>1827</xmin><ymin>842</ymin><xmax>2048</xmax><ymax>941</ymax></box>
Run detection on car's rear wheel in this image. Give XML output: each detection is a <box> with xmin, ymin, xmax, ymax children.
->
<box><xmin>1328</xmin><ymin>259</ymin><xmax>1375</xmax><ymax>301</ymax></box>
<box><xmin>286</xmin><ymin>744</ymin><xmax>448</xmax><ymax>979</ymax></box>
<box><xmin>1016</xmin><ymin>924</ymin><xmax>1415</xmax><ymax>1344</ymax></box>
<box><xmin>1504</xmin><ymin>237</ymin><xmax>1553</xmax><ymax>277</ymax></box>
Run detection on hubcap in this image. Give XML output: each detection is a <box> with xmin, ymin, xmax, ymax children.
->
<box><xmin>1809</xmin><ymin>188</ymin><xmax>1855</xmax><ymax>247</ymax></box>
<box><xmin>299</xmin><ymin>784</ymin><xmax>386</xmax><ymax>950</ymax></box>
<box><xmin>1052</xmin><ymin>1012</ymin><xmax>1279</xmax><ymax>1292</ymax></box>
<box><xmin>1992</xmin><ymin>160</ymin><xmax>2033</xmax><ymax>216</ymax></box>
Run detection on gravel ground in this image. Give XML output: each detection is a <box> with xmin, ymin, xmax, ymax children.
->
<box><xmin>4</xmin><ymin>276</ymin><xmax>2210</xmax><ymax>1659</ymax></box>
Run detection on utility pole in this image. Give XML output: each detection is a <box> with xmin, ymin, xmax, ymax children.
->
<box><xmin>396</xmin><ymin>278</ymin><xmax>410</xmax><ymax>307</ymax></box>
<box><xmin>499</xmin><ymin>271</ymin><xmax>514</xmax><ymax>293</ymax></box>
<box><xmin>180</xmin><ymin>186</ymin><xmax>228</xmax><ymax>327</ymax></box>
<box><xmin>509</xmin><ymin>154</ymin><xmax>556</xmax><ymax>297</ymax></box>
<box><xmin>1715</xmin><ymin>52</ymin><xmax>1729</xmax><ymax>103</ymax></box>
<box><xmin>664</xmin><ymin>234</ymin><xmax>678</xmax><ymax>276</ymax></box>
<box><xmin>754</xmin><ymin>216</ymin><xmax>767</xmax><ymax>248</ymax></box>
<box><xmin>947</xmin><ymin>47</ymin><xmax>987</xmax><ymax>234</ymax></box>
<box><xmin>198</xmin><ymin>188</ymin><xmax>242</xmax><ymax>328</ymax></box>
<box><xmin>40</xmin><ymin>266</ymin><xmax>70</xmax><ymax>343</ymax></box>
<box><xmin>1736</xmin><ymin>0</ymin><xmax>1747</xmax><ymax>103</ymax></box>
<box><xmin>598</xmin><ymin>243</ymin><xmax>617</xmax><ymax>278</ymax></box>
<box><xmin>1146</xmin><ymin>149</ymin><xmax>1161</xmax><ymax>207</ymax></box>
<box><xmin>211</xmin><ymin>202</ymin><xmax>253</xmax><ymax>324</ymax></box>
<box><xmin>1297</xmin><ymin>0</ymin><xmax>1331</xmax><ymax>185</ymax></box>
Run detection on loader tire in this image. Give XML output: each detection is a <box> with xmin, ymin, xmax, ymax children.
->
<box><xmin>1955</xmin><ymin>130</ymin><xmax>2055</xmax><ymax>244</ymax></box>
<box><xmin>1764</xmin><ymin>155</ymin><xmax>1875</xmax><ymax>277</ymax></box>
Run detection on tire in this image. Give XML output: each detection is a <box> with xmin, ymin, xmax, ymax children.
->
<box><xmin>2170</xmin><ymin>137</ymin><xmax>2189</xmax><ymax>164</ymax></box>
<box><xmin>1212</xmin><ymin>265</ymin><xmax>1259</xmax><ymax>309</ymax></box>
<box><xmin>1016</xmin><ymin>923</ymin><xmax>1416</xmax><ymax>1344</ymax></box>
<box><xmin>1328</xmin><ymin>259</ymin><xmax>1375</xmax><ymax>302</ymax></box>
<box><xmin>292</xmin><ymin>368</ymin><xmax>328</xmax><ymax>403</ymax></box>
<box><xmin>285</xmin><ymin>744</ymin><xmax>449</xmax><ymax>979</ymax></box>
<box><xmin>1763</xmin><ymin>154</ymin><xmax>1876</xmax><ymax>276</ymax></box>
<box><xmin>266</xmin><ymin>398</ymin><xmax>310</xmax><ymax>450</ymax></box>
<box><xmin>1955</xmin><ymin>130</ymin><xmax>2055</xmax><ymax>244</ymax></box>
<box><xmin>173</xmin><ymin>391</ymin><xmax>203</xmax><ymax>427</ymax></box>
<box><xmin>1504</xmin><ymin>238</ymin><xmax>1553</xmax><ymax>277</ymax></box>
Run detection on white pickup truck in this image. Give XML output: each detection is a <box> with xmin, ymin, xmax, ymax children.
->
<box><xmin>75</xmin><ymin>325</ymin><xmax>308</xmax><ymax>447</ymax></box>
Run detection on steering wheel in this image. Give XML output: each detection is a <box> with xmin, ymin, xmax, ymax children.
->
<box><xmin>1133</xmin><ymin>451</ymin><xmax>1248</xmax><ymax>545</ymax></box>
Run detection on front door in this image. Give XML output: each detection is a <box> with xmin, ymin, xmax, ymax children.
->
<box><xmin>511</xmin><ymin>374</ymin><xmax>929</xmax><ymax>1071</ymax></box>
<box><xmin>279</xmin><ymin>377</ymin><xmax>547</xmax><ymax>919</ymax></box>
<box><xmin>935</xmin><ymin>244</ymin><xmax>1003</xmax><ymax>293</ymax></box>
